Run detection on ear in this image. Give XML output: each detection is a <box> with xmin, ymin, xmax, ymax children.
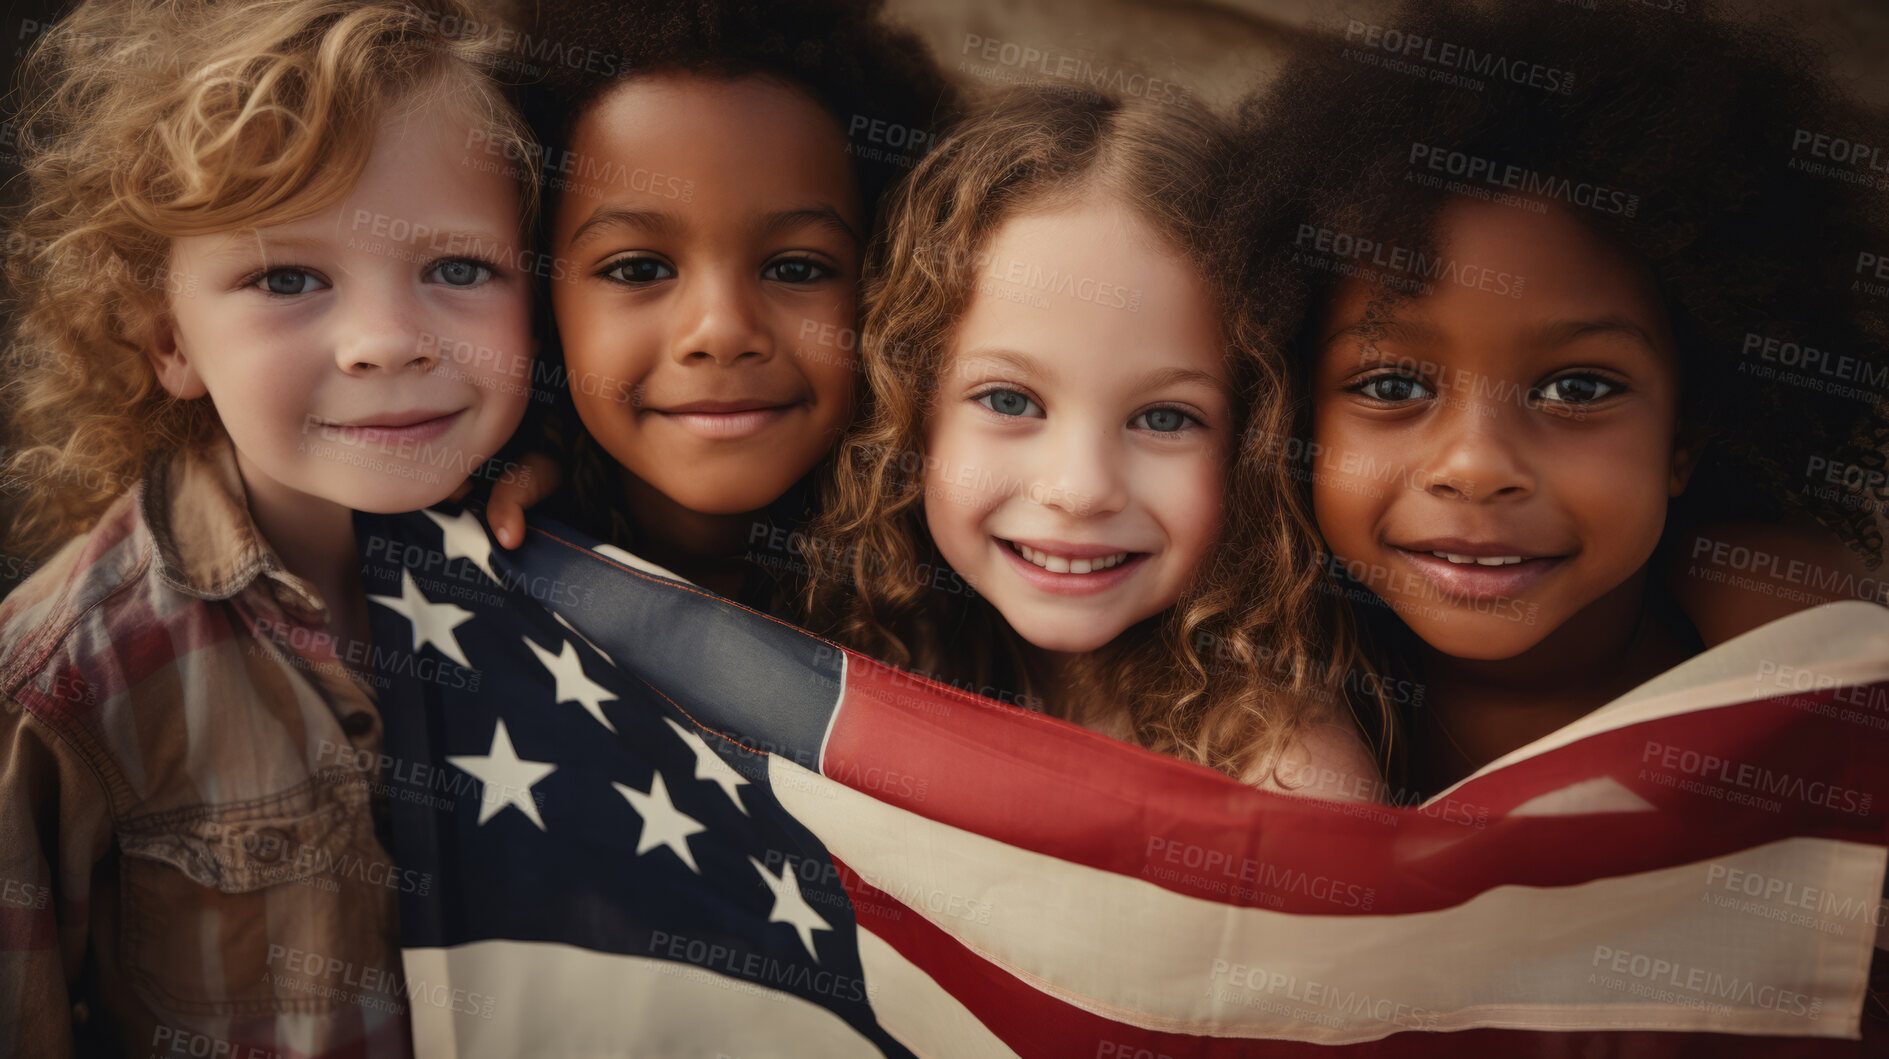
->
<box><xmin>143</xmin><ymin>319</ymin><xmax>207</xmax><ymax>400</ymax></box>
<box><xmin>1668</xmin><ymin>421</ymin><xmax>1707</xmax><ymax>497</ymax></box>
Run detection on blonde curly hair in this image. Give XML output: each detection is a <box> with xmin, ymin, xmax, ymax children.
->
<box><xmin>1</xmin><ymin>0</ymin><xmax>536</xmax><ymax>561</ymax></box>
<box><xmin>803</xmin><ymin>87</ymin><xmax>1388</xmax><ymax>782</ymax></box>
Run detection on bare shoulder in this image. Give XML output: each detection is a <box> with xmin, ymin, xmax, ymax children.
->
<box><xmin>1669</xmin><ymin>518</ymin><xmax>1885</xmax><ymax>648</ymax></box>
<box><xmin>1241</xmin><ymin>719</ymin><xmax>1384</xmax><ymax>804</ymax></box>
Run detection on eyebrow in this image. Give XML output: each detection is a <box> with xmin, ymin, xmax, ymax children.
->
<box><xmin>1321</xmin><ymin>313</ymin><xmax>1661</xmax><ymax>360</ymax></box>
<box><xmin>566</xmin><ymin>204</ymin><xmax>861</xmax><ymax>252</ymax></box>
<box><xmin>566</xmin><ymin>206</ymin><xmax>682</xmax><ymax>250</ymax></box>
<box><xmin>757</xmin><ymin>206</ymin><xmax>861</xmax><ymax>248</ymax></box>
<box><xmin>950</xmin><ymin>349</ymin><xmax>1227</xmax><ymax>394</ymax></box>
<box><xmin>204</xmin><ymin>227</ymin><xmax>513</xmax><ymax>260</ymax></box>
<box><xmin>1319</xmin><ymin>316</ymin><xmax>1430</xmax><ymax>356</ymax></box>
<box><xmin>1135</xmin><ymin>366</ymin><xmax>1229</xmax><ymax>394</ymax></box>
<box><xmin>954</xmin><ymin>348</ymin><xmax>1049</xmax><ymax>380</ymax></box>
<box><xmin>1527</xmin><ymin>314</ymin><xmax>1660</xmax><ymax>349</ymax></box>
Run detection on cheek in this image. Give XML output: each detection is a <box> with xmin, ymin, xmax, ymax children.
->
<box><xmin>1154</xmin><ymin>453</ymin><xmax>1225</xmax><ymax>558</ymax></box>
<box><xmin>921</xmin><ymin>415</ymin><xmax>998</xmax><ymax>541</ymax></box>
<box><xmin>1560</xmin><ymin>426</ymin><xmax>1674</xmax><ymax>560</ymax></box>
<box><xmin>802</xmin><ymin>353</ymin><xmax>857</xmax><ymax>422</ymax></box>
<box><xmin>554</xmin><ymin>286</ymin><xmax>651</xmax><ymax>377</ymax></box>
<box><xmin>185</xmin><ymin>311</ymin><xmax>312</xmax><ymax>398</ymax></box>
<box><xmin>1308</xmin><ymin>413</ymin><xmax>1380</xmax><ymax>555</ymax></box>
<box><xmin>921</xmin><ymin>459</ymin><xmax>979</xmax><ymax>564</ymax></box>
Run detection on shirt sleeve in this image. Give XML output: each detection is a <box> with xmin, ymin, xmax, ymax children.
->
<box><xmin>0</xmin><ymin>694</ymin><xmax>113</xmax><ymax>1058</ymax></box>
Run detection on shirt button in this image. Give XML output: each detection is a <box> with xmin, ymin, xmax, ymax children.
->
<box><xmin>342</xmin><ymin>712</ymin><xmax>376</xmax><ymax>738</ymax></box>
<box><xmin>252</xmin><ymin>827</ymin><xmax>290</xmax><ymax>862</ymax></box>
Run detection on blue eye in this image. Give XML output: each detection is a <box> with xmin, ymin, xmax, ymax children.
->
<box><xmin>763</xmin><ymin>258</ymin><xmax>834</xmax><ymax>285</ymax></box>
<box><xmin>1352</xmin><ymin>372</ymin><xmax>1434</xmax><ymax>403</ymax></box>
<box><xmin>1133</xmin><ymin>407</ymin><xmax>1195</xmax><ymax>433</ymax></box>
<box><xmin>975</xmin><ymin>389</ymin><xmax>1042</xmax><ymax>418</ymax></box>
<box><xmin>256</xmin><ymin>268</ymin><xmax>329</xmax><ymax>296</ymax></box>
<box><xmin>430</xmin><ymin>258</ymin><xmax>493</xmax><ymax>287</ymax></box>
<box><xmin>1536</xmin><ymin>374</ymin><xmax>1618</xmax><ymax>404</ymax></box>
<box><xmin>601</xmin><ymin>256</ymin><xmax>676</xmax><ymax>284</ymax></box>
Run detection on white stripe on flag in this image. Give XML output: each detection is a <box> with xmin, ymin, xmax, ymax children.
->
<box><xmin>404</xmin><ymin>940</ymin><xmax>885</xmax><ymax>1058</ymax></box>
<box><xmin>1432</xmin><ymin>601</ymin><xmax>1889</xmax><ymax>802</ymax></box>
<box><xmin>855</xmin><ymin>929</ymin><xmax>1022</xmax><ymax>1058</ymax></box>
<box><xmin>772</xmin><ymin>756</ymin><xmax>1885</xmax><ymax>1045</ymax></box>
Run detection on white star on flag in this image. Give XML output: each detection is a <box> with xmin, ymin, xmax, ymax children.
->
<box><xmin>423</xmin><ymin>508</ymin><xmax>498</xmax><ymax>582</ymax></box>
<box><xmin>614</xmin><ymin>772</ymin><xmax>708</xmax><ymax>874</ymax></box>
<box><xmin>749</xmin><ymin>856</ymin><xmax>833</xmax><ymax>961</ymax></box>
<box><xmin>663</xmin><ymin>717</ymin><xmax>750</xmax><ymax>814</ymax></box>
<box><xmin>368</xmin><ymin>570</ymin><xmax>475</xmax><ymax>668</ymax></box>
<box><xmin>552</xmin><ymin>611</ymin><xmax>616</xmax><ymax>668</ymax></box>
<box><xmin>448</xmin><ymin>718</ymin><xmax>557</xmax><ymax>830</ymax></box>
<box><xmin>525</xmin><ymin>636</ymin><xmax>619</xmax><ymax>732</ymax></box>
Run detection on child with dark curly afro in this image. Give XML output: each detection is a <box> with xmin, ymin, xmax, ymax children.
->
<box><xmin>1221</xmin><ymin>0</ymin><xmax>1889</xmax><ymax>799</ymax></box>
<box><xmin>483</xmin><ymin>0</ymin><xmax>955</xmax><ymax>612</ymax></box>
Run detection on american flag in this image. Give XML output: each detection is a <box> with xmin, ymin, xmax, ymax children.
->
<box><xmin>355</xmin><ymin>504</ymin><xmax>1889</xmax><ymax>1057</ymax></box>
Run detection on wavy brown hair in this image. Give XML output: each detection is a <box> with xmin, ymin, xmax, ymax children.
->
<box><xmin>1</xmin><ymin>0</ymin><xmax>536</xmax><ymax>562</ymax></box>
<box><xmin>803</xmin><ymin>87</ymin><xmax>1382</xmax><ymax>782</ymax></box>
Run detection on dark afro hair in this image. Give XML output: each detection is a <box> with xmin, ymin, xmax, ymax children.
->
<box><xmin>1221</xmin><ymin>0</ymin><xmax>1889</xmax><ymax>567</ymax></box>
<box><xmin>519</xmin><ymin>0</ymin><xmax>956</xmax><ymax>223</ymax></box>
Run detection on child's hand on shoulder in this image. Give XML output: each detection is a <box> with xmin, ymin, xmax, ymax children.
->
<box><xmin>446</xmin><ymin>451</ymin><xmax>562</xmax><ymax>550</ymax></box>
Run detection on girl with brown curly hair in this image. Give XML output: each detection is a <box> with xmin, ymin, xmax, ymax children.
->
<box><xmin>804</xmin><ymin>87</ymin><xmax>1384</xmax><ymax>795</ymax></box>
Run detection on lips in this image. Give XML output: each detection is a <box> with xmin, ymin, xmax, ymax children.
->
<box><xmin>1389</xmin><ymin>537</ymin><xmax>1567</xmax><ymax>601</ymax></box>
<box><xmin>996</xmin><ymin>537</ymin><xmax>1149</xmax><ymax>596</ymax></box>
<box><xmin>314</xmin><ymin>408</ymin><xmax>464</xmax><ymax>445</ymax></box>
<box><xmin>648</xmin><ymin>398</ymin><xmax>801</xmax><ymax>441</ymax></box>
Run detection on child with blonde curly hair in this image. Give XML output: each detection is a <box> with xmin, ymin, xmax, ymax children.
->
<box><xmin>0</xmin><ymin>0</ymin><xmax>537</xmax><ymax>1052</ymax></box>
<box><xmin>805</xmin><ymin>88</ymin><xmax>1384</xmax><ymax>793</ymax></box>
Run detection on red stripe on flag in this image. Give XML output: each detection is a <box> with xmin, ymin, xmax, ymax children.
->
<box><xmin>823</xmin><ymin>655</ymin><xmax>1888</xmax><ymax>916</ymax></box>
<box><xmin>834</xmin><ymin>857</ymin><xmax>1876</xmax><ymax>1058</ymax></box>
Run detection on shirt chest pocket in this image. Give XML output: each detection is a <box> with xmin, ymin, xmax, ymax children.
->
<box><xmin>116</xmin><ymin>769</ymin><xmax>402</xmax><ymax>1017</ymax></box>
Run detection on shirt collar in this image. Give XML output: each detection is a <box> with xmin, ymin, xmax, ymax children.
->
<box><xmin>140</xmin><ymin>434</ymin><xmax>329</xmax><ymax>615</ymax></box>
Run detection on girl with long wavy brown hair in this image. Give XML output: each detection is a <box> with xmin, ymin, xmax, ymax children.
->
<box><xmin>804</xmin><ymin>87</ymin><xmax>1388</xmax><ymax>793</ymax></box>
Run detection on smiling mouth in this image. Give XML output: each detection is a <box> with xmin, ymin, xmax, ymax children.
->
<box><xmin>1427</xmin><ymin>552</ymin><xmax>1530</xmax><ymax>567</ymax></box>
<box><xmin>1007</xmin><ymin>541</ymin><xmax>1135</xmax><ymax>574</ymax></box>
<box><xmin>1388</xmin><ymin>543</ymin><xmax>1566</xmax><ymax>602</ymax></box>
<box><xmin>994</xmin><ymin>537</ymin><xmax>1149</xmax><ymax>597</ymax></box>
<box><xmin>650</xmin><ymin>402</ymin><xmax>799</xmax><ymax>440</ymax></box>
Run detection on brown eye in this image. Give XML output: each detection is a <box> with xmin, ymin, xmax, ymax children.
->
<box><xmin>763</xmin><ymin>258</ymin><xmax>833</xmax><ymax>284</ymax></box>
<box><xmin>1536</xmin><ymin>375</ymin><xmax>1616</xmax><ymax>404</ymax></box>
<box><xmin>1354</xmin><ymin>373</ymin><xmax>1432</xmax><ymax>402</ymax></box>
<box><xmin>601</xmin><ymin>257</ymin><xmax>676</xmax><ymax>284</ymax></box>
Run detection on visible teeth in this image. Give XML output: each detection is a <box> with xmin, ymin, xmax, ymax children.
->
<box><xmin>1011</xmin><ymin>542</ymin><xmax>1131</xmax><ymax>572</ymax></box>
<box><xmin>1431</xmin><ymin>551</ymin><xmax>1525</xmax><ymax>566</ymax></box>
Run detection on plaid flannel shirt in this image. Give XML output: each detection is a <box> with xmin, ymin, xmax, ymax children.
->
<box><xmin>0</xmin><ymin>437</ymin><xmax>410</xmax><ymax>1058</ymax></box>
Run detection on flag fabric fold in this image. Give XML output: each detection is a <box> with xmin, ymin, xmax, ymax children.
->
<box><xmin>356</xmin><ymin>506</ymin><xmax>1889</xmax><ymax>1057</ymax></box>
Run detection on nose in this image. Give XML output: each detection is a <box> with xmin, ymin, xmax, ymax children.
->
<box><xmin>670</xmin><ymin>269</ymin><xmax>774</xmax><ymax>366</ymax></box>
<box><xmin>1421</xmin><ymin>397</ymin><xmax>1535</xmax><ymax>502</ymax></box>
<box><xmin>335</xmin><ymin>286</ymin><xmax>435</xmax><ymax>376</ymax></box>
<box><xmin>1034</xmin><ymin>419</ymin><xmax>1129</xmax><ymax>518</ymax></box>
